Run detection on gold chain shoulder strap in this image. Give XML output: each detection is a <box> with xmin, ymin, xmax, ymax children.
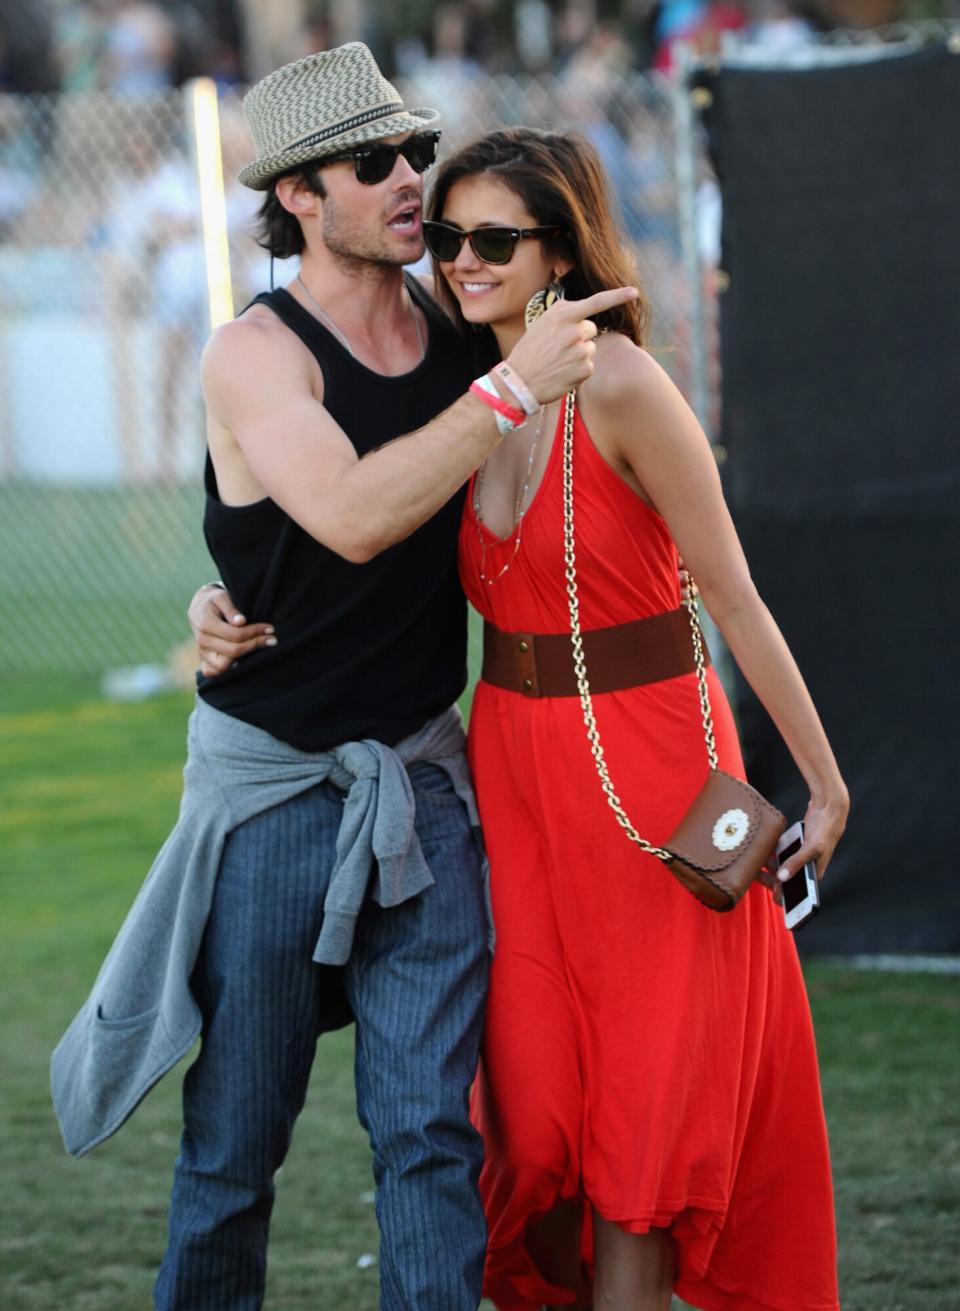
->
<box><xmin>561</xmin><ymin>390</ymin><xmax>719</xmax><ymax>862</ymax></box>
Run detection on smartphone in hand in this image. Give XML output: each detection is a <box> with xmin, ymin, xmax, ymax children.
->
<box><xmin>777</xmin><ymin>821</ymin><xmax>820</xmax><ymax>931</ymax></box>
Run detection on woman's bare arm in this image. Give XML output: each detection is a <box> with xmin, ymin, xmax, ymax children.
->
<box><xmin>583</xmin><ymin>338</ymin><xmax>848</xmax><ymax>881</ymax></box>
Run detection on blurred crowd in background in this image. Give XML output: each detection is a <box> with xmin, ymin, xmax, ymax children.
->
<box><xmin>2</xmin><ymin>0</ymin><xmax>956</xmax><ymax>97</ymax></box>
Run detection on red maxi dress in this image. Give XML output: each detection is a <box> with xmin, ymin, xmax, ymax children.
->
<box><xmin>460</xmin><ymin>403</ymin><xmax>840</xmax><ymax>1311</ymax></box>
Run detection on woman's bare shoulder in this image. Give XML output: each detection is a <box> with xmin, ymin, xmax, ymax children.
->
<box><xmin>584</xmin><ymin>333</ymin><xmax>674</xmax><ymax>412</ymax></box>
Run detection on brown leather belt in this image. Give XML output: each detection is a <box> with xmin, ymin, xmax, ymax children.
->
<box><xmin>481</xmin><ymin>607</ymin><xmax>708</xmax><ymax>698</ymax></box>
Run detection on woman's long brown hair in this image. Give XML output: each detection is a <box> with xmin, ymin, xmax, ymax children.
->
<box><xmin>426</xmin><ymin>127</ymin><xmax>651</xmax><ymax>354</ymax></box>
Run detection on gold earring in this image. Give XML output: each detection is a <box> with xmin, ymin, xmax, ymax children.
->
<box><xmin>524</xmin><ymin>277</ymin><xmax>565</xmax><ymax>329</ymax></box>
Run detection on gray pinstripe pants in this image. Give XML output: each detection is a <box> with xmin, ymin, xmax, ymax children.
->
<box><xmin>154</xmin><ymin>762</ymin><xmax>489</xmax><ymax>1310</ymax></box>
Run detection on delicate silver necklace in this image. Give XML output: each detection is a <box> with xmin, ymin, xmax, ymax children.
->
<box><xmin>473</xmin><ymin>405</ymin><xmax>547</xmax><ymax>585</ymax></box>
<box><xmin>296</xmin><ymin>272</ymin><xmax>425</xmax><ymax>363</ymax></box>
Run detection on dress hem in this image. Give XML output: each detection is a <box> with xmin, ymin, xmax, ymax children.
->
<box><xmin>676</xmin><ymin>1269</ymin><xmax>841</xmax><ymax>1311</ymax></box>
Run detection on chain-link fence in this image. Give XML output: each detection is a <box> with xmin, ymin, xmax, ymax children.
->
<box><xmin>0</xmin><ymin>68</ymin><xmax>697</xmax><ymax>684</ymax></box>
<box><xmin>0</xmin><ymin>87</ymin><xmax>270</xmax><ymax>683</ymax></box>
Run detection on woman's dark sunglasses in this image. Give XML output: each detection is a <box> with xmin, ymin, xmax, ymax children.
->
<box><xmin>422</xmin><ymin>220</ymin><xmax>566</xmax><ymax>265</ymax></box>
<box><xmin>324</xmin><ymin>130</ymin><xmax>441</xmax><ymax>185</ymax></box>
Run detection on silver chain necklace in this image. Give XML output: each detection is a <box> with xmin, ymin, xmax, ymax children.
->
<box><xmin>473</xmin><ymin>404</ymin><xmax>547</xmax><ymax>585</ymax></box>
<box><xmin>296</xmin><ymin>272</ymin><xmax>425</xmax><ymax>364</ymax></box>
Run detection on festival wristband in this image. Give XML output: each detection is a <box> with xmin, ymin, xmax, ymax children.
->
<box><xmin>469</xmin><ymin>375</ymin><xmax>526</xmax><ymax>434</ymax></box>
<box><xmin>493</xmin><ymin>361</ymin><xmax>539</xmax><ymax>416</ymax></box>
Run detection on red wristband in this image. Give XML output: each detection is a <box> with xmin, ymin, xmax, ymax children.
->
<box><xmin>469</xmin><ymin>378</ymin><xmax>526</xmax><ymax>427</ymax></box>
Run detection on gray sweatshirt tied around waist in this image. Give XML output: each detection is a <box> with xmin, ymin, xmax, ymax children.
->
<box><xmin>51</xmin><ymin>698</ymin><xmax>486</xmax><ymax>1158</ymax></box>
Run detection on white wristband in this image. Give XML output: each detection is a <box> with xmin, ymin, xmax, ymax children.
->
<box><xmin>493</xmin><ymin>361</ymin><xmax>539</xmax><ymax>416</ymax></box>
<box><xmin>471</xmin><ymin>373</ymin><xmax>524</xmax><ymax>438</ymax></box>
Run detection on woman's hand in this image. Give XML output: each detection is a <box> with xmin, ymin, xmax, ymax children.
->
<box><xmin>756</xmin><ymin>785</ymin><xmax>848</xmax><ymax>906</ymax></box>
<box><xmin>777</xmin><ymin>786</ymin><xmax>850</xmax><ymax>886</ymax></box>
<box><xmin>188</xmin><ymin>583</ymin><xmax>276</xmax><ymax>677</ymax></box>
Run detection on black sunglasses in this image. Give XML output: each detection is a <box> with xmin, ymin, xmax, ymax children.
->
<box><xmin>324</xmin><ymin>130</ymin><xmax>441</xmax><ymax>185</ymax></box>
<box><xmin>422</xmin><ymin>220</ymin><xmax>566</xmax><ymax>265</ymax></box>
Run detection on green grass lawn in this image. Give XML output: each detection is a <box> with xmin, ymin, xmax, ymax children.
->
<box><xmin>0</xmin><ymin>484</ymin><xmax>215</xmax><ymax>676</ymax></box>
<box><xmin>1</xmin><ymin>676</ymin><xmax>957</xmax><ymax>1309</ymax></box>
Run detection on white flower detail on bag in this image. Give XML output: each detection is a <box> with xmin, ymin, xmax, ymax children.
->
<box><xmin>711</xmin><ymin>808</ymin><xmax>749</xmax><ymax>852</ymax></box>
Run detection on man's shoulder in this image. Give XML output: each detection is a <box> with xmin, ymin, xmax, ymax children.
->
<box><xmin>207</xmin><ymin>301</ymin><xmax>289</xmax><ymax>354</ymax></box>
<box><xmin>202</xmin><ymin>302</ymin><xmax>315</xmax><ymax>395</ymax></box>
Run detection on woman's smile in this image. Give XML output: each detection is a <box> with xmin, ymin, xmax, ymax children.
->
<box><xmin>455</xmin><ymin>278</ymin><xmax>502</xmax><ymax>297</ymax></box>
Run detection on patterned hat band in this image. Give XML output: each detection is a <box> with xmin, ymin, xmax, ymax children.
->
<box><xmin>286</xmin><ymin>102</ymin><xmax>405</xmax><ymax>154</ymax></box>
<box><xmin>239</xmin><ymin>43</ymin><xmax>440</xmax><ymax>190</ymax></box>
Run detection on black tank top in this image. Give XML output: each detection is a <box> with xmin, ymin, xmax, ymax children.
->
<box><xmin>199</xmin><ymin>277</ymin><xmax>474</xmax><ymax>751</ymax></box>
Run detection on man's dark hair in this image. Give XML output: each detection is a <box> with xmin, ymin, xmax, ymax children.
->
<box><xmin>254</xmin><ymin>162</ymin><xmax>327</xmax><ymax>259</ymax></box>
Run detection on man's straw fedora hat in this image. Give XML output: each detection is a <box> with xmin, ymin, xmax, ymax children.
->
<box><xmin>238</xmin><ymin>42</ymin><xmax>440</xmax><ymax>190</ymax></box>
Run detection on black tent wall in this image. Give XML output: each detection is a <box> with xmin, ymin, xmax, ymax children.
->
<box><xmin>696</xmin><ymin>44</ymin><xmax>960</xmax><ymax>953</ymax></box>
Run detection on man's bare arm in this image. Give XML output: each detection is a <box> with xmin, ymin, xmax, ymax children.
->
<box><xmin>203</xmin><ymin>287</ymin><xmax>636</xmax><ymax>563</ymax></box>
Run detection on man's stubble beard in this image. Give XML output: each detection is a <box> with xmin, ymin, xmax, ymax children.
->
<box><xmin>321</xmin><ymin>189</ymin><xmax>422</xmax><ymax>277</ymax></box>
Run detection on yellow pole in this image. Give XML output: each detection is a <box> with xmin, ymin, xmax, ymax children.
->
<box><xmin>190</xmin><ymin>77</ymin><xmax>234</xmax><ymax>330</ymax></box>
